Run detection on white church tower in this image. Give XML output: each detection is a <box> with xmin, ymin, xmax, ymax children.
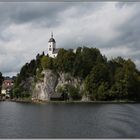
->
<box><xmin>48</xmin><ymin>32</ymin><xmax>59</xmax><ymax>58</ymax></box>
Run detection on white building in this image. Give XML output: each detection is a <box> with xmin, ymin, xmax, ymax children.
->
<box><xmin>48</xmin><ymin>33</ymin><xmax>60</xmax><ymax>58</ymax></box>
<box><xmin>1</xmin><ymin>89</ymin><xmax>6</xmax><ymax>95</ymax></box>
<box><xmin>48</xmin><ymin>32</ymin><xmax>78</xmax><ymax>58</ymax></box>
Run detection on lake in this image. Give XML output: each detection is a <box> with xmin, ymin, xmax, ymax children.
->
<box><xmin>0</xmin><ymin>101</ymin><xmax>140</xmax><ymax>138</ymax></box>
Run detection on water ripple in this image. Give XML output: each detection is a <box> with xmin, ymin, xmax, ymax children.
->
<box><xmin>0</xmin><ymin>102</ymin><xmax>140</xmax><ymax>138</ymax></box>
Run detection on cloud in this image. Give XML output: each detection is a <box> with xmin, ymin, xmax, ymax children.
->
<box><xmin>0</xmin><ymin>2</ymin><xmax>139</xmax><ymax>76</ymax></box>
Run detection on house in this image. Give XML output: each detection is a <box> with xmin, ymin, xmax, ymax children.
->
<box><xmin>1</xmin><ymin>78</ymin><xmax>14</xmax><ymax>98</ymax></box>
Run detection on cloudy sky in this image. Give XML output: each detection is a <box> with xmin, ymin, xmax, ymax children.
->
<box><xmin>0</xmin><ymin>2</ymin><xmax>140</xmax><ymax>76</ymax></box>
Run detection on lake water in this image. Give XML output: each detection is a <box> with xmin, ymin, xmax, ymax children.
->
<box><xmin>0</xmin><ymin>101</ymin><xmax>140</xmax><ymax>138</ymax></box>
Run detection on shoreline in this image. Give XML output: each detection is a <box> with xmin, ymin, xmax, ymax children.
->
<box><xmin>9</xmin><ymin>98</ymin><xmax>140</xmax><ymax>104</ymax></box>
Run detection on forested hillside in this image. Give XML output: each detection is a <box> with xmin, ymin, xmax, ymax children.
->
<box><xmin>13</xmin><ymin>47</ymin><xmax>140</xmax><ymax>101</ymax></box>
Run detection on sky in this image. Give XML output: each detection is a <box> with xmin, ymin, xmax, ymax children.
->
<box><xmin>0</xmin><ymin>2</ymin><xmax>140</xmax><ymax>76</ymax></box>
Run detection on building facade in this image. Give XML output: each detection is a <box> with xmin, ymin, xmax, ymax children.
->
<box><xmin>1</xmin><ymin>78</ymin><xmax>14</xmax><ymax>98</ymax></box>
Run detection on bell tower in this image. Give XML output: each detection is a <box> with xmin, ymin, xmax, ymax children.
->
<box><xmin>48</xmin><ymin>32</ymin><xmax>56</xmax><ymax>57</ymax></box>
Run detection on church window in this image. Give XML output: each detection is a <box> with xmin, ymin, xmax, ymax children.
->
<box><xmin>49</xmin><ymin>48</ymin><xmax>51</xmax><ymax>51</ymax></box>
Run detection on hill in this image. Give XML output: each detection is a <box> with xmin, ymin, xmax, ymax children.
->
<box><xmin>13</xmin><ymin>47</ymin><xmax>140</xmax><ymax>102</ymax></box>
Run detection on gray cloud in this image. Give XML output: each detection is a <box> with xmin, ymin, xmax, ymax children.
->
<box><xmin>0</xmin><ymin>2</ymin><xmax>105</xmax><ymax>27</ymax></box>
<box><xmin>0</xmin><ymin>2</ymin><xmax>140</xmax><ymax>76</ymax></box>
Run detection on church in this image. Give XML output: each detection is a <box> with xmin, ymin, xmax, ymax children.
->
<box><xmin>48</xmin><ymin>33</ymin><xmax>60</xmax><ymax>58</ymax></box>
<box><xmin>48</xmin><ymin>32</ymin><xmax>77</xmax><ymax>58</ymax></box>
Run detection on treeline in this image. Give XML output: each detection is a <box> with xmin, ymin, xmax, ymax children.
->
<box><xmin>13</xmin><ymin>47</ymin><xmax>140</xmax><ymax>101</ymax></box>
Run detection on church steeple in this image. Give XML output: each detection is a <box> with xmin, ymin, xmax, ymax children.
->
<box><xmin>48</xmin><ymin>32</ymin><xmax>55</xmax><ymax>43</ymax></box>
<box><xmin>51</xmin><ymin>32</ymin><xmax>53</xmax><ymax>38</ymax></box>
<box><xmin>47</xmin><ymin>32</ymin><xmax>59</xmax><ymax>58</ymax></box>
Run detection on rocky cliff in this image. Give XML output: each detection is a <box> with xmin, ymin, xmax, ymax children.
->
<box><xmin>31</xmin><ymin>69</ymin><xmax>85</xmax><ymax>101</ymax></box>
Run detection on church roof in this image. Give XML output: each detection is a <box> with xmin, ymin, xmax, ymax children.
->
<box><xmin>48</xmin><ymin>32</ymin><xmax>56</xmax><ymax>43</ymax></box>
<box><xmin>49</xmin><ymin>37</ymin><xmax>56</xmax><ymax>43</ymax></box>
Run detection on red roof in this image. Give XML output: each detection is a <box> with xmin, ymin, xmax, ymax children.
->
<box><xmin>2</xmin><ymin>80</ymin><xmax>13</xmax><ymax>89</ymax></box>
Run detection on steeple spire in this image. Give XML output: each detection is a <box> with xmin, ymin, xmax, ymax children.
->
<box><xmin>48</xmin><ymin>32</ymin><xmax>56</xmax><ymax>43</ymax></box>
<box><xmin>51</xmin><ymin>32</ymin><xmax>53</xmax><ymax>38</ymax></box>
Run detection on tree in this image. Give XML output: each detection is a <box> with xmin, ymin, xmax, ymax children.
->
<box><xmin>73</xmin><ymin>47</ymin><xmax>106</xmax><ymax>79</ymax></box>
<box><xmin>13</xmin><ymin>86</ymin><xmax>23</xmax><ymax>98</ymax></box>
<box><xmin>97</xmin><ymin>82</ymin><xmax>109</xmax><ymax>100</ymax></box>
<box><xmin>57</xmin><ymin>85</ymin><xmax>69</xmax><ymax>101</ymax></box>
<box><xmin>109</xmin><ymin>58</ymin><xmax>140</xmax><ymax>100</ymax></box>
<box><xmin>85</xmin><ymin>63</ymin><xmax>110</xmax><ymax>100</ymax></box>
<box><xmin>65</xmin><ymin>84</ymin><xmax>81</xmax><ymax>100</ymax></box>
<box><xmin>41</xmin><ymin>56</ymin><xmax>54</xmax><ymax>69</ymax></box>
<box><xmin>55</xmin><ymin>49</ymin><xmax>75</xmax><ymax>73</ymax></box>
<box><xmin>57</xmin><ymin>85</ymin><xmax>81</xmax><ymax>100</ymax></box>
<box><xmin>28</xmin><ymin>59</ymin><xmax>37</xmax><ymax>76</ymax></box>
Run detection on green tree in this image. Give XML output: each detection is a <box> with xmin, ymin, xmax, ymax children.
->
<box><xmin>73</xmin><ymin>47</ymin><xmax>106</xmax><ymax>79</ymax></box>
<box><xmin>85</xmin><ymin>63</ymin><xmax>110</xmax><ymax>100</ymax></box>
<box><xmin>55</xmin><ymin>49</ymin><xmax>75</xmax><ymax>73</ymax></box>
<box><xmin>109</xmin><ymin>58</ymin><xmax>140</xmax><ymax>100</ymax></box>
<box><xmin>13</xmin><ymin>86</ymin><xmax>23</xmax><ymax>98</ymax></box>
<box><xmin>65</xmin><ymin>84</ymin><xmax>81</xmax><ymax>100</ymax></box>
<box><xmin>97</xmin><ymin>82</ymin><xmax>109</xmax><ymax>100</ymax></box>
<box><xmin>28</xmin><ymin>59</ymin><xmax>37</xmax><ymax>76</ymax></box>
<box><xmin>41</xmin><ymin>56</ymin><xmax>54</xmax><ymax>69</ymax></box>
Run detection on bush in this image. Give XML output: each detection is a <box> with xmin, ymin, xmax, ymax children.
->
<box><xmin>41</xmin><ymin>56</ymin><xmax>54</xmax><ymax>69</ymax></box>
<box><xmin>13</xmin><ymin>87</ymin><xmax>23</xmax><ymax>98</ymax></box>
<box><xmin>65</xmin><ymin>84</ymin><xmax>81</xmax><ymax>100</ymax></box>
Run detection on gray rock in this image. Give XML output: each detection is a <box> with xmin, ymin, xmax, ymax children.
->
<box><xmin>32</xmin><ymin>69</ymin><xmax>85</xmax><ymax>101</ymax></box>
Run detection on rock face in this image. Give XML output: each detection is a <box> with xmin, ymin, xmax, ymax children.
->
<box><xmin>32</xmin><ymin>70</ymin><xmax>58</xmax><ymax>101</ymax></box>
<box><xmin>32</xmin><ymin>69</ymin><xmax>83</xmax><ymax>101</ymax></box>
